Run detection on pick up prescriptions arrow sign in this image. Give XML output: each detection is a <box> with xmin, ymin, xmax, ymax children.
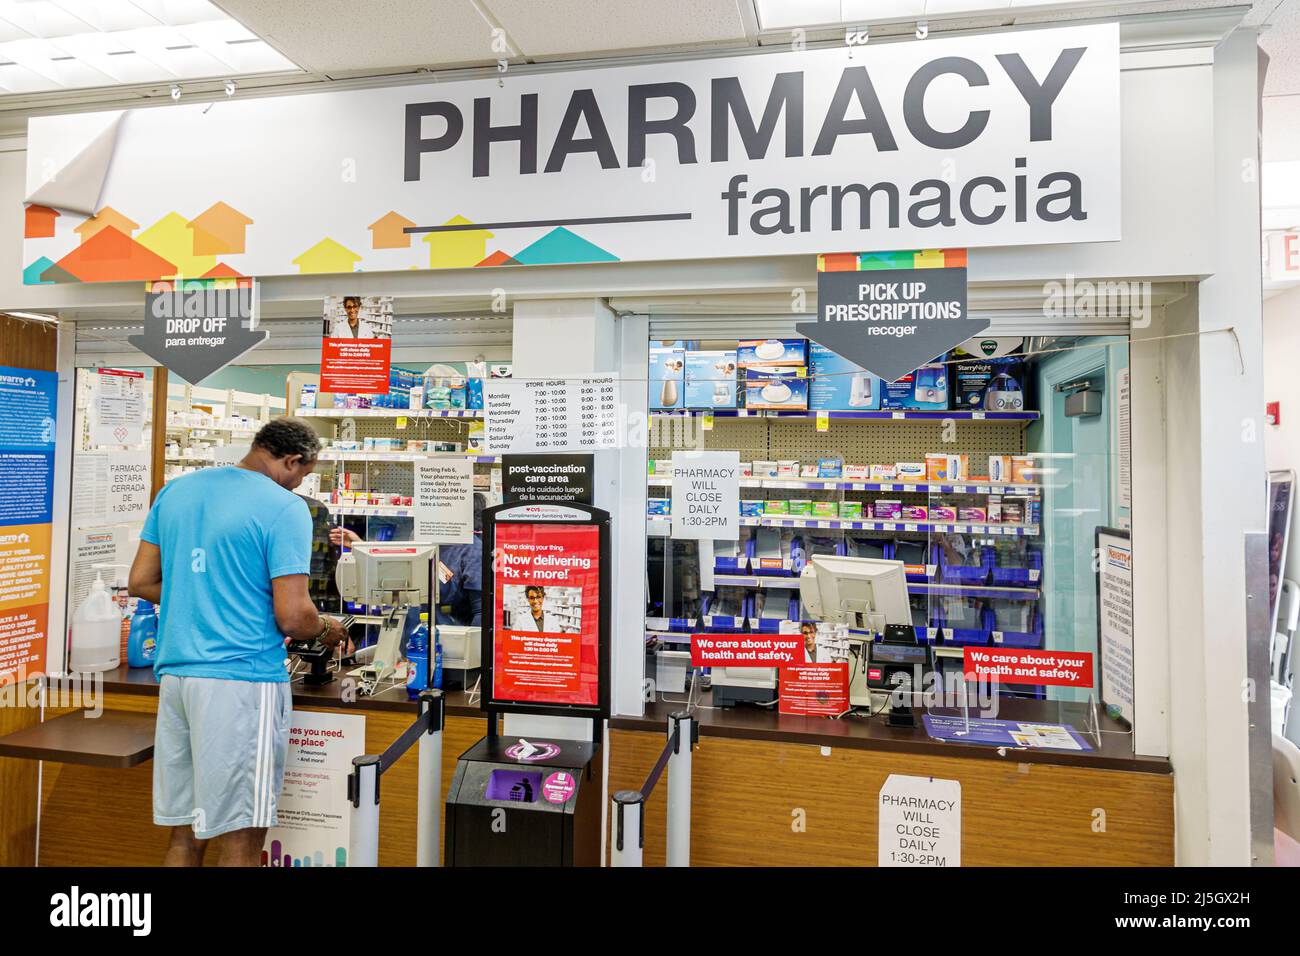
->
<box><xmin>799</xmin><ymin>266</ymin><xmax>989</xmax><ymax>382</ymax></box>
<box><xmin>129</xmin><ymin>284</ymin><xmax>267</xmax><ymax>384</ymax></box>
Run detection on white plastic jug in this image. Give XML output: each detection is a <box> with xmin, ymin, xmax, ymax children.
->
<box><xmin>70</xmin><ymin>566</ymin><xmax>123</xmax><ymax>673</ymax></box>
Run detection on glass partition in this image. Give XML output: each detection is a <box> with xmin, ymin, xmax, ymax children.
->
<box><xmin>642</xmin><ymin>335</ymin><xmax>1134</xmax><ymax>752</ymax></box>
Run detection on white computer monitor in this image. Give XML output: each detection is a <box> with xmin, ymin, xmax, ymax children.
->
<box><xmin>336</xmin><ymin>542</ymin><xmax>436</xmax><ymax>605</ymax></box>
<box><xmin>799</xmin><ymin>554</ymin><xmax>911</xmax><ymax>629</ymax></box>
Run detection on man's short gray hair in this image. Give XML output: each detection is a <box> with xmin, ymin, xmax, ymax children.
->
<box><xmin>252</xmin><ymin>417</ymin><xmax>321</xmax><ymax>462</ymax></box>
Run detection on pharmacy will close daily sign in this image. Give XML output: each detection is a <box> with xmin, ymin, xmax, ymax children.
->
<box><xmin>492</xmin><ymin>521</ymin><xmax>600</xmax><ymax>707</ymax></box>
<box><xmin>23</xmin><ymin>24</ymin><xmax>1118</xmax><ymax>284</ymax></box>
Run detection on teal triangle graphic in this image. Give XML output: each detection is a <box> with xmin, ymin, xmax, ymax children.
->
<box><xmin>513</xmin><ymin>227</ymin><xmax>618</xmax><ymax>265</ymax></box>
<box><xmin>23</xmin><ymin>256</ymin><xmax>56</xmax><ymax>285</ymax></box>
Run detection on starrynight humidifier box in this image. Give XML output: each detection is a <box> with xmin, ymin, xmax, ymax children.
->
<box><xmin>737</xmin><ymin>339</ymin><xmax>807</xmax><ymax>368</ymax></box>
<box><xmin>952</xmin><ymin>356</ymin><xmax>1027</xmax><ymax>412</ymax></box>
<box><xmin>880</xmin><ymin>364</ymin><xmax>949</xmax><ymax>410</ymax></box>
<box><xmin>809</xmin><ymin>344</ymin><xmax>881</xmax><ymax>411</ymax></box>
<box><xmin>684</xmin><ymin>350</ymin><xmax>737</xmax><ymax>408</ymax></box>
<box><xmin>744</xmin><ymin>368</ymin><xmax>808</xmax><ymax>411</ymax></box>
<box><xmin>650</xmin><ymin>347</ymin><xmax>686</xmax><ymax>410</ymax></box>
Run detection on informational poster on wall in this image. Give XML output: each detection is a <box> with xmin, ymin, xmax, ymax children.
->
<box><xmin>0</xmin><ymin>366</ymin><xmax>56</xmax><ymax>682</ymax></box>
<box><xmin>413</xmin><ymin>458</ymin><xmax>473</xmax><ymax>543</ymax></box>
<box><xmin>491</xmin><ymin>520</ymin><xmax>600</xmax><ymax>706</ymax></box>
<box><xmin>69</xmin><ymin>527</ymin><xmax>125</xmax><ymax>610</ymax></box>
<box><xmin>778</xmin><ymin>664</ymin><xmax>849</xmax><ymax>716</ymax></box>
<box><xmin>319</xmin><ymin>295</ymin><xmax>393</xmax><ymax>394</ymax></box>
<box><xmin>878</xmin><ymin>774</ymin><xmax>961</xmax><ymax>867</ymax></box>
<box><xmin>23</xmin><ymin>24</ymin><xmax>1120</xmax><ymax>285</ymax></box>
<box><xmin>485</xmin><ymin>377</ymin><xmax>619</xmax><ymax>454</ymax></box>
<box><xmin>1096</xmin><ymin>527</ymin><xmax>1134</xmax><ymax>726</ymax></box>
<box><xmin>262</xmin><ymin>710</ymin><xmax>365</xmax><ymax>868</ymax></box>
<box><xmin>671</xmin><ymin>451</ymin><xmax>739</xmax><ymax>540</ymax></box>
<box><xmin>91</xmin><ymin>368</ymin><xmax>146</xmax><ymax>447</ymax></box>
<box><xmin>70</xmin><ymin>451</ymin><xmax>151</xmax><ymax>529</ymax></box>
<box><xmin>1116</xmin><ymin>367</ymin><xmax>1131</xmax><ymax>516</ymax></box>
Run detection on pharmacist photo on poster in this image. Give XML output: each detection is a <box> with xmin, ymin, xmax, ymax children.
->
<box><xmin>323</xmin><ymin>294</ymin><xmax>391</xmax><ymax>341</ymax></box>
<box><xmin>502</xmin><ymin>584</ymin><xmax>583</xmax><ymax>635</ymax></box>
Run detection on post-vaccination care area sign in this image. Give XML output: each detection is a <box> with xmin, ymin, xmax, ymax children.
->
<box><xmin>23</xmin><ymin>24</ymin><xmax>1119</xmax><ymax>284</ymax></box>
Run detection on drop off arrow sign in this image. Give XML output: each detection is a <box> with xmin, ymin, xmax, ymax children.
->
<box><xmin>798</xmin><ymin>267</ymin><xmax>988</xmax><ymax>383</ymax></box>
<box><xmin>130</xmin><ymin>285</ymin><xmax>267</xmax><ymax>385</ymax></box>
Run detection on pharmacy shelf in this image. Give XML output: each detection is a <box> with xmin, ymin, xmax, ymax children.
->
<box><xmin>647</xmin><ymin>475</ymin><xmax>1040</xmax><ymax>494</ymax></box>
<box><xmin>318</xmin><ymin>450</ymin><xmax>498</xmax><ymax>464</ymax></box>
<box><xmin>651</xmin><ymin>409</ymin><xmax>1039</xmax><ymax>423</ymax></box>
<box><xmin>165</xmin><ymin>424</ymin><xmax>259</xmax><ymax>438</ymax></box>
<box><xmin>295</xmin><ymin>408</ymin><xmax>481</xmax><ymax>419</ymax></box>
<box><xmin>647</xmin><ymin>516</ymin><xmax>1039</xmax><ymax>537</ymax></box>
<box><xmin>325</xmin><ymin>504</ymin><xmax>413</xmax><ymax>517</ymax></box>
<box><xmin>709</xmin><ymin>574</ymin><xmax>1040</xmax><ymax>600</ymax></box>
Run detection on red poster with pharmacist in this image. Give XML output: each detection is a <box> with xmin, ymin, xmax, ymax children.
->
<box><xmin>779</xmin><ymin>664</ymin><xmax>850</xmax><ymax>716</ymax></box>
<box><xmin>318</xmin><ymin>294</ymin><xmax>393</xmax><ymax>393</ymax></box>
<box><xmin>492</xmin><ymin>522</ymin><xmax>600</xmax><ymax>707</ymax></box>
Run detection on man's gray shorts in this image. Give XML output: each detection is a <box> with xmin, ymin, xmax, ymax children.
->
<box><xmin>153</xmin><ymin>674</ymin><xmax>292</xmax><ymax>840</ymax></box>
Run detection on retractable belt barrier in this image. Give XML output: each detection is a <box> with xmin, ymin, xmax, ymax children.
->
<box><xmin>611</xmin><ymin>711</ymin><xmax>698</xmax><ymax>867</ymax></box>
<box><xmin>346</xmin><ymin>689</ymin><xmax>445</xmax><ymax>867</ymax></box>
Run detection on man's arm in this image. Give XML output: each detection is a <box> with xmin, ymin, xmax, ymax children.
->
<box><xmin>127</xmin><ymin>540</ymin><xmax>163</xmax><ymax>605</ymax></box>
<box><xmin>271</xmin><ymin>575</ymin><xmax>348</xmax><ymax>647</ymax></box>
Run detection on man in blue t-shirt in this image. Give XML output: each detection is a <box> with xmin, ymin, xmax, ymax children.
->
<box><xmin>128</xmin><ymin>418</ymin><xmax>348</xmax><ymax>867</ymax></box>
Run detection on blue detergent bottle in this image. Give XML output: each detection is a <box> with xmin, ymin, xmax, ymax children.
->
<box><xmin>126</xmin><ymin>600</ymin><xmax>158</xmax><ymax>668</ymax></box>
<box><xmin>406</xmin><ymin>613</ymin><xmax>430</xmax><ymax>699</ymax></box>
<box><xmin>433</xmin><ymin>624</ymin><xmax>443</xmax><ymax>691</ymax></box>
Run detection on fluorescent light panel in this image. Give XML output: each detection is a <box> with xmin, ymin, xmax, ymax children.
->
<box><xmin>0</xmin><ymin>0</ymin><xmax>300</xmax><ymax>94</ymax></box>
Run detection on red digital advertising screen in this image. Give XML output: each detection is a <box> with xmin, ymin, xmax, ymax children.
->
<box><xmin>491</xmin><ymin>521</ymin><xmax>601</xmax><ymax>707</ymax></box>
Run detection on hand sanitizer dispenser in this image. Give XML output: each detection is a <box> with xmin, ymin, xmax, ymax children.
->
<box><xmin>70</xmin><ymin>564</ymin><xmax>125</xmax><ymax>673</ymax></box>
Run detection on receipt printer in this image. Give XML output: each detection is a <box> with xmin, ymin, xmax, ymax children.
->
<box><xmin>444</xmin><ymin>736</ymin><xmax>602</xmax><ymax>866</ymax></box>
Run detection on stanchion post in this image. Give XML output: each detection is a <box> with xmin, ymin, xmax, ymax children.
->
<box><xmin>348</xmin><ymin>754</ymin><xmax>381</xmax><ymax>867</ymax></box>
<box><xmin>416</xmin><ymin>689</ymin><xmax>445</xmax><ymax>867</ymax></box>
<box><xmin>666</xmin><ymin>711</ymin><xmax>695</xmax><ymax>867</ymax></box>
<box><xmin>611</xmin><ymin>790</ymin><xmax>644</xmax><ymax>867</ymax></box>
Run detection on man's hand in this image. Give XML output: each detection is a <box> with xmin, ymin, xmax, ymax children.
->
<box><xmin>318</xmin><ymin>616</ymin><xmax>349</xmax><ymax>649</ymax></box>
<box><xmin>330</xmin><ymin>527</ymin><xmax>361</xmax><ymax>547</ymax></box>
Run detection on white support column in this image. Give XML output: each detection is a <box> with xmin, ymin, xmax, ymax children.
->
<box><xmin>506</xmin><ymin>299</ymin><xmax>647</xmax><ymax>739</ymax></box>
<box><xmin>1155</xmin><ymin>28</ymin><xmax>1267</xmax><ymax>866</ymax></box>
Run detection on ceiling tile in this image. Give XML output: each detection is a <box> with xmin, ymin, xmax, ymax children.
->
<box><xmin>485</xmin><ymin>0</ymin><xmax>749</xmax><ymax>58</ymax></box>
<box><xmin>217</xmin><ymin>0</ymin><xmax>499</xmax><ymax>74</ymax></box>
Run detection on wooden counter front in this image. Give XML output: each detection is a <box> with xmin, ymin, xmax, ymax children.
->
<box><xmin>607</xmin><ymin>699</ymin><xmax>1174</xmax><ymax>867</ymax></box>
<box><xmin>37</xmin><ymin>686</ymin><xmax>487</xmax><ymax>867</ymax></box>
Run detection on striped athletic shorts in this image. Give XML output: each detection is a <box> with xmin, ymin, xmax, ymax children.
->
<box><xmin>153</xmin><ymin>674</ymin><xmax>292</xmax><ymax>839</ymax></box>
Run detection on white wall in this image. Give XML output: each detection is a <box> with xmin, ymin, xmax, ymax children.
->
<box><xmin>1263</xmin><ymin>284</ymin><xmax>1300</xmax><ymax>588</ymax></box>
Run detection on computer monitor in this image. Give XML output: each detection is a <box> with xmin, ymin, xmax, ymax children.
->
<box><xmin>336</xmin><ymin>542</ymin><xmax>435</xmax><ymax>606</ymax></box>
<box><xmin>799</xmin><ymin>555</ymin><xmax>911</xmax><ymax>629</ymax></box>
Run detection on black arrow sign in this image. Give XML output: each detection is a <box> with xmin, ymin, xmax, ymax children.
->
<box><xmin>130</xmin><ymin>288</ymin><xmax>268</xmax><ymax>385</ymax></box>
<box><xmin>798</xmin><ymin>267</ymin><xmax>989</xmax><ymax>383</ymax></box>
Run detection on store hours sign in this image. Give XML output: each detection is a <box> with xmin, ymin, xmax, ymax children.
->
<box><xmin>25</xmin><ymin>24</ymin><xmax>1119</xmax><ymax>284</ymax></box>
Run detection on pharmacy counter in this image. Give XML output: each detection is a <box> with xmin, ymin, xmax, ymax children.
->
<box><xmin>606</xmin><ymin>693</ymin><xmax>1174</xmax><ymax>866</ymax></box>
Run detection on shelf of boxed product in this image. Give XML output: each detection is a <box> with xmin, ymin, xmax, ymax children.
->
<box><xmin>646</xmin><ymin>515</ymin><xmax>1039</xmax><ymax>537</ymax></box>
<box><xmin>295</xmin><ymin>408</ymin><xmax>482</xmax><ymax>419</ymax></box>
<box><xmin>317</xmin><ymin>450</ymin><xmax>499</xmax><ymax>464</ymax></box>
<box><xmin>325</xmin><ymin>503</ymin><xmax>414</xmax><ymax>518</ymax></box>
<box><xmin>709</xmin><ymin>573</ymin><xmax>1040</xmax><ymax>600</ymax></box>
<box><xmin>650</xmin><ymin>409</ymin><xmax>1039</xmax><ymax>423</ymax></box>
<box><xmin>647</xmin><ymin>475</ymin><xmax>1040</xmax><ymax>494</ymax></box>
